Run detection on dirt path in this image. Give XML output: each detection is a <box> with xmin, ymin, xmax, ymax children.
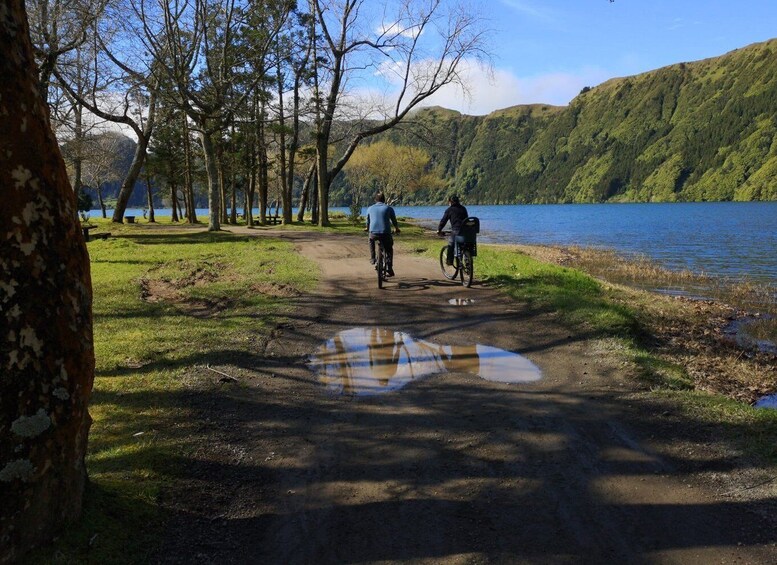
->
<box><xmin>157</xmin><ymin>230</ymin><xmax>777</xmax><ymax>564</ymax></box>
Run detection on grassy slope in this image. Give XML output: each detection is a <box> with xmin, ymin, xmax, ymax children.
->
<box><xmin>370</xmin><ymin>39</ymin><xmax>777</xmax><ymax>204</ymax></box>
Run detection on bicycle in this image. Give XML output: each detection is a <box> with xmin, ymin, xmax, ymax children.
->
<box><xmin>375</xmin><ymin>238</ymin><xmax>389</xmax><ymax>289</ymax></box>
<box><xmin>439</xmin><ymin>217</ymin><xmax>479</xmax><ymax>288</ymax></box>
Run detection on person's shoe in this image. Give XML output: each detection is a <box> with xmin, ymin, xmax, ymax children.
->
<box><xmin>387</xmin><ymin>268</ymin><xmax>395</xmax><ymax>277</ymax></box>
<box><xmin>370</xmin><ymin>257</ymin><xmax>376</xmax><ymax>265</ymax></box>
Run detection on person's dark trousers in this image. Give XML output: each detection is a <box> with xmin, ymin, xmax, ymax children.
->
<box><xmin>369</xmin><ymin>233</ymin><xmax>394</xmax><ymax>266</ymax></box>
<box><xmin>446</xmin><ymin>234</ymin><xmax>456</xmax><ymax>265</ymax></box>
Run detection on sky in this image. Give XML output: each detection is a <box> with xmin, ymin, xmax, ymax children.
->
<box><xmin>422</xmin><ymin>0</ymin><xmax>777</xmax><ymax>115</ymax></box>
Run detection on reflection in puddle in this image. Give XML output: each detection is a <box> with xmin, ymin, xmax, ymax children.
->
<box><xmin>449</xmin><ymin>298</ymin><xmax>475</xmax><ymax>306</ymax></box>
<box><xmin>754</xmin><ymin>394</ymin><xmax>777</xmax><ymax>410</ymax></box>
<box><xmin>309</xmin><ymin>327</ymin><xmax>542</xmax><ymax>396</ymax></box>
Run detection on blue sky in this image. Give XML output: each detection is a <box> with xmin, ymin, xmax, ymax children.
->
<box><xmin>424</xmin><ymin>0</ymin><xmax>777</xmax><ymax>114</ymax></box>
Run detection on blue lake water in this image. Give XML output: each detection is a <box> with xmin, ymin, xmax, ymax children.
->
<box><xmin>390</xmin><ymin>202</ymin><xmax>777</xmax><ymax>286</ymax></box>
<box><xmin>94</xmin><ymin>202</ymin><xmax>777</xmax><ymax>285</ymax></box>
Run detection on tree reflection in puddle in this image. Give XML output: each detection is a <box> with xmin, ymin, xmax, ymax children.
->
<box><xmin>308</xmin><ymin>327</ymin><xmax>542</xmax><ymax>396</ymax></box>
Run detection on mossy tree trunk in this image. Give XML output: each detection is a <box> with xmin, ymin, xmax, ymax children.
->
<box><xmin>0</xmin><ymin>1</ymin><xmax>95</xmax><ymax>561</ymax></box>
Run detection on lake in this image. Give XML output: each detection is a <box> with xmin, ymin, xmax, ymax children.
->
<box><xmin>390</xmin><ymin>202</ymin><xmax>777</xmax><ymax>286</ymax></box>
<box><xmin>95</xmin><ymin>202</ymin><xmax>777</xmax><ymax>285</ymax></box>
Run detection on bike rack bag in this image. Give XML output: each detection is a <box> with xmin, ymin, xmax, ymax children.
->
<box><xmin>454</xmin><ymin>216</ymin><xmax>479</xmax><ymax>255</ymax></box>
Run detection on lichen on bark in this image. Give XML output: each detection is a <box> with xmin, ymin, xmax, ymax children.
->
<box><xmin>0</xmin><ymin>1</ymin><xmax>95</xmax><ymax>562</ymax></box>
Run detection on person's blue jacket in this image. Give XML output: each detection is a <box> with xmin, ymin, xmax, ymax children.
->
<box><xmin>366</xmin><ymin>202</ymin><xmax>397</xmax><ymax>234</ymax></box>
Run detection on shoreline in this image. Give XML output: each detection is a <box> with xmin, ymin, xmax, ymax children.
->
<box><xmin>410</xmin><ymin>222</ymin><xmax>776</xmax><ymax>407</ymax></box>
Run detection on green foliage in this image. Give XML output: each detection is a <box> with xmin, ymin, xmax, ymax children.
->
<box><xmin>348</xmin><ymin>202</ymin><xmax>363</xmax><ymax>224</ymax></box>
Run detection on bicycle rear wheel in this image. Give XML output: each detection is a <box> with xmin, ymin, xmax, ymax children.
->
<box><xmin>462</xmin><ymin>250</ymin><xmax>473</xmax><ymax>287</ymax></box>
<box><xmin>440</xmin><ymin>245</ymin><xmax>458</xmax><ymax>280</ymax></box>
<box><xmin>377</xmin><ymin>245</ymin><xmax>384</xmax><ymax>289</ymax></box>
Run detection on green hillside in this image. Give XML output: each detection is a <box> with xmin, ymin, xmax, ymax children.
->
<box><xmin>371</xmin><ymin>38</ymin><xmax>777</xmax><ymax>204</ymax></box>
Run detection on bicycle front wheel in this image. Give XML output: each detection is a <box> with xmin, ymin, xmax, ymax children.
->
<box><xmin>462</xmin><ymin>250</ymin><xmax>473</xmax><ymax>287</ymax></box>
<box><xmin>440</xmin><ymin>245</ymin><xmax>458</xmax><ymax>280</ymax></box>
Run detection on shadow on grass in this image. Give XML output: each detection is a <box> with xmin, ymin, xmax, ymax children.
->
<box><xmin>117</xmin><ymin>232</ymin><xmax>261</xmax><ymax>246</ymax></box>
<box><xmin>26</xmin><ymin>480</ymin><xmax>164</xmax><ymax>565</ymax></box>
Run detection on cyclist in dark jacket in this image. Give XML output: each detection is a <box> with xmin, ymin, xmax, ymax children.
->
<box><xmin>437</xmin><ymin>195</ymin><xmax>468</xmax><ymax>265</ymax></box>
<box><xmin>366</xmin><ymin>192</ymin><xmax>400</xmax><ymax>276</ymax></box>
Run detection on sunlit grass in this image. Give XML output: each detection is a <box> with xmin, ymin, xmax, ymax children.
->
<box><xmin>29</xmin><ymin>227</ymin><xmax>316</xmax><ymax>564</ymax></box>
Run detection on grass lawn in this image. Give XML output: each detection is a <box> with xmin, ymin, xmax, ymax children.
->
<box><xmin>30</xmin><ymin>222</ymin><xmax>316</xmax><ymax>563</ymax></box>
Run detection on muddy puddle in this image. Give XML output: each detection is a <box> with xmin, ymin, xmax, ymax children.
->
<box><xmin>308</xmin><ymin>327</ymin><xmax>541</xmax><ymax>396</ymax></box>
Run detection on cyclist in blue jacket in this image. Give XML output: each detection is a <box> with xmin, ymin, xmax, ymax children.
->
<box><xmin>365</xmin><ymin>192</ymin><xmax>400</xmax><ymax>277</ymax></box>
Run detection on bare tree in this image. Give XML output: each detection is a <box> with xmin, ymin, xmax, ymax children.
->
<box><xmin>82</xmin><ymin>132</ymin><xmax>127</xmax><ymax>218</ymax></box>
<box><xmin>27</xmin><ymin>0</ymin><xmax>108</xmax><ymax>100</ymax></box>
<box><xmin>309</xmin><ymin>0</ymin><xmax>489</xmax><ymax>225</ymax></box>
<box><xmin>52</xmin><ymin>2</ymin><xmax>160</xmax><ymax>223</ymax></box>
<box><xmin>1</xmin><ymin>1</ymin><xmax>95</xmax><ymax>561</ymax></box>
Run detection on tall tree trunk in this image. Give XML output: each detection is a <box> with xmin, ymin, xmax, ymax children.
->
<box><xmin>276</xmin><ymin>60</ymin><xmax>292</xmax><ymax>224</ymax></box>
<box><xmin>145</xmin><ymin>173</ymin><xmax>155</xmax><ymax>223</ymax></box>
<box><xmin>199</xmin><ymin>128</ymin><xmax>221</xmax><ymax>231</ymax></box>
<box><xmin>247</xmin><ymin>167</ymin><xmax>256</xmax><ymax>227</ymax></box>
<box><xmin>255</xmin><ymin>94</ymin><xmax>269</xmax><ymax>225</ymax></box>
<box><xmin>112</xmin><ymin>135</ymin><xmax>148</xmax><ymax>222</ymax></box>
<box><xmin>214</xmin><ymin>141</ymin><xmax>228</xmax><ymax>224</ymax></box>
<box><xmin>316</xmin><ymin>143</ymin><xmax>330</xmax><ymax>226</ymax></box>
<box><xmin>258</xmin><ymin>121</ymin><xmax>269</xmax><ymax>225</ymax></box>
<box><xmin>246</xmin><ymin>93</ymin><xmax>258</xmax><ymax>227</ymax></box>
<box><xmin>111</xmin><ymin>92</ymin><xmax>157</xmax><ymax>223</ymax></box>
<box><xmin>1</xmin><ymin>3</ymin><xmax>95</xmax><ymax>561</ymax></box>
<box><xmin>309</xmin><ymin>0</ymin><xmax>324</xmax><ymax>227</ymax></box>
<box><xmin>182</xmin><ymin>114</ymin><xmax>197</xmax><ymax>223</ymax></box>
<box><xmin>97</xmin><ymin>185</ymin><xmax>107</xmax><ymax>218</ymax></box>
<box><xmin>230</xmin><ymin>171</ymin><xmax>237</xmax><ymax>224</ymax></box>
<box><xmin>217</xmin><ymin>144</ymin><xmax>228</xmax><ymax>225</ymax></box>
<box><xmin>170</xmin><ymin>182</ymin><xmax>179</xmax><ymax>222</ymax></box>
<box><xmin>311</xmin><ymin>167</ymin><xmax>319</xmax><ymax>225</ymax></box>
<box><xmin>296</xmin><ymin>165</ymin><xmax>315</xmax><ymax>223</ymax></box>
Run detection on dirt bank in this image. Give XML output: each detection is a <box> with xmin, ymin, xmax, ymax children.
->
<box><xmin>156</xmin><ymin>229</ymin><xmax>777</xmax><ymax>564</ymax></box>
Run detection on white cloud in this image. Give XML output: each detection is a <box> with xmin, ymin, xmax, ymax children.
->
<box><xmin>416</xmin><ymin>59</ymin><xmax>611</xmax><ymax>115</ymax></box>
<box><xmin>377</xmin><ymin>22</ymin><xmax>421</xmax><ymax>39</ymax></box>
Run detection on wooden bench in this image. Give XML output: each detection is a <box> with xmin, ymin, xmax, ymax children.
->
<box><xmin>125</xmin><ymin>215</ymin><xmax>136</xmax><ymax>223</ymax></box>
